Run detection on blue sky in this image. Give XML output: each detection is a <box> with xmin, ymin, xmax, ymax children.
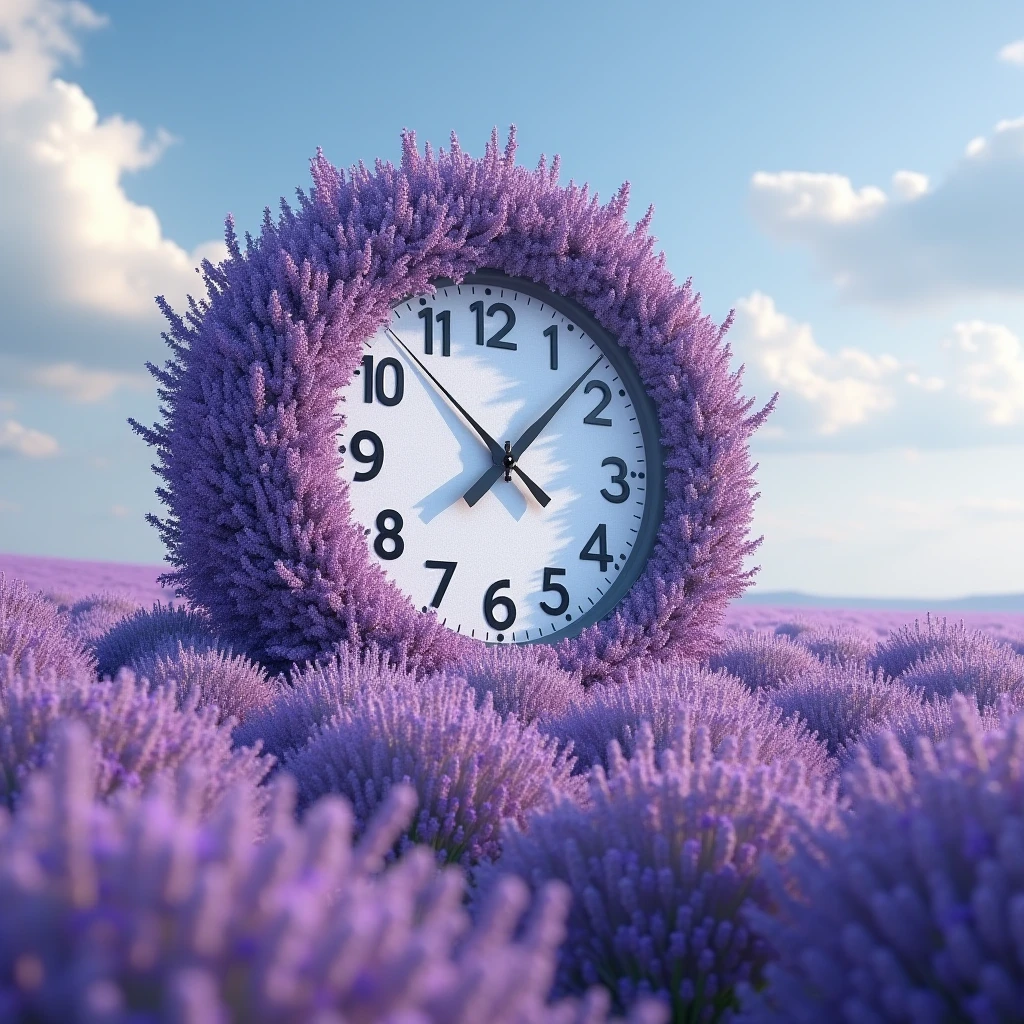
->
<box><xmin>1</xmin><ymin>0</ymin><xmax>1023</xmax><ymax>598</ymax></box>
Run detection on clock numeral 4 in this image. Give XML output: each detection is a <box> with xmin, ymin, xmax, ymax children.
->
<box><xmin>483</xmin><ymin>579</ymin><xmax>516</xmax><ymax>631</ymax></box>
<box><xmin>425</xmin><ymin>560</ymin><xmax>457</xmax><ymax>608</ymax></box>
<box><xmin>579</xmin><ymin>523</ymin><xmax>613</xmax><ymax>572</ymax></box>
<box><xmin>418</xmin><ymin>307</ymin><xmax>451</xmax><ymax>356</ymax></box>
<box><xmin>471</xmin><ymin>300</ymin><xmax>517</xmax><ymax>350</ymax></box>
<box><xmin>600</xmin><ymin>457</ymin><xmax>629</xmax><ymax>503</ymax></box>
<box><xmin>373</xmin><ymin>509</ymin><xmax>404</xmax><ymax>560</ymax></box>
<box><xmin>539</xmin><ymin>567</ymin><xmax>569</xmax><ymax>616</ymax></box>
<box><xmin>348</xmin><ymin>430</ymin><xmax>384</xmax><ymax>482</ymax></box>
<box><xmin>361</xmin><ymin>354</ymin><xmax>405</xmax><ymax>405</ymax></box>
<box><xmin>583</xmin><ymin>380</ymin><xmax>612</xmax><ymax>426</ymax></box>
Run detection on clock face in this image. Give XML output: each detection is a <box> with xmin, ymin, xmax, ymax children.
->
<box><xmin>336</xmin><ymin>272</ymin><xmax>662</xmax><ymax>645</ymax></box>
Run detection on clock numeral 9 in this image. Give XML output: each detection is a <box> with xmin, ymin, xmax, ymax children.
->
<box><xmin>373</xmin><ymin>509</ymin><xmax>404</xmax><ymax>560</ymax></box>
<box><xmin>361</xmin><ymin>354</ymin><xmax>405</xmax><ymax>405</ymax></box>
<box><xmin>483</xmin><ymin>579</ymin><xmax>516</xmax><ymax>631</ymax></box>
<box><xmin>579</xmin><ymin>523</ymin><xmax>613</xmax><ymax>572</ymax></box>
<box><xmin>348</xmin><ymin>430</ymin><xmax>384</xmax><ymax>482</ymax></box>
<box><xmin>600</xmin><ymin>457</ymin><xmax>630</xmax><ymax>503</ymax></box>
<box><xmin>539</xmin><ymin>567</ymin><xmax>569</xmax><ymax>616</ymax></box>
<box><xmin>418</xmin><ymin>307</ymin><xmax>451</xmax><ymax>356</ymax></box>
<box><xmin>583</xmin><ymin>380</ymin><xmax>612</xmax><ymax>426</ymax></box>
<box><xmin>471</xmin><ymin>301</ymin><xmax>517</xmax><ymax>350</ymax></box>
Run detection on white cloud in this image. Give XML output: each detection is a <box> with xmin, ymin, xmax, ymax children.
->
<box><xmin>0</xmin><ymin>0</ymin><xmax>227</xmax><ymax>367</ymax></box>
<box><xmin>0</xmin><ymin>418</ymin><xmax>59</xmax><ymax>457</ymax></box>
<box><xmin>110</xmin><ymin>503</ymin><xmax>130</xmax><ymax>518</ymax></box>
<box><xmin>26</xmin><ymin>361</ymin><xmax>150</xmax><ymax>402</ymax></box>
<box><xmin>998</xmin><ymin>39</ymin><xmax>1024</xmax><ymax>65</ymax></box>
<box><xmin>945</xmin><ymin>320</ymin><xmax>1024</xmax><ymax>425</ymax></box>
<box><xmin>750</xmin><ymin>116</ymin><xmax>1024</xmax><ymax>307</ymax></box>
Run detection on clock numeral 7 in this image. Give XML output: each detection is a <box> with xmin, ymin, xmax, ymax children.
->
<box><xmin>579</xmin><ymin>523</ymin><xmax>613</xmax><ymax>572</ymax></box>
<box><xmin>361</xmin><ymin>354</ymin><xmax>405</xmax><ymax>405</ymax></box>
<box><xmin>424</xmin><ymin>560</ymin><xmax>457</xmax><ymax>608</ymax></box>
<box><xmin>418</xmin><ymin>307</ymin><xmax>451</xmax><ymax>356</ymax></box>
<box><xmin>539</xmin><ymin>567</ymin><xmax>569</xmax><ymax>616</ymax></box>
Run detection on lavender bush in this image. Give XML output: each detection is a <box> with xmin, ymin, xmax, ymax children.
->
<box><xmin>798</xmin><ymin>625</ymin><xmax>877</xmax><ymax>668</ymax></box>
<box><xmin>286</xmin><ymin>671</ymin><xmax>584</xmax><ymax>866</ymax></box>
<box><xmin>739</xmin><ymin>696</ymin><xmax>1024</xmax><ymax>1023</ymax></box>
<box><xmin>871</xmin><ymin>612</ymin><xmax>976</xmax><ymax>679</ymax></box>
<box><xmin>94</xmin><ymin>602</ymin><xmax>218</xmax><ymax>679</ymax></box>
<box><xmin>482</xmin><ymin>717</ymin><xmax>841</xmax><ymax>1022</ymax></box>
<box><xmin>545</xmin><ymin>660</ymin><xmax>831</xmax><ymax>777</ymax></box>
<box><xmin>707</xmin><ymin>631</ymin><xmax>820</xmax><ymax>692</ymax></box>
<box><xmin>63</xmin><ymin>591</ymin><xmax>140</xmax><ymax>648</ymax></box>
<box><xmin>899</xmin><ymin>633</ymin><xmax>1024</xmax><ymax>708</ymax></box>
<box><xmin>0</xmin><ymin>722</ymin><xmax>664</xmax><ymax>1024</ymax></box>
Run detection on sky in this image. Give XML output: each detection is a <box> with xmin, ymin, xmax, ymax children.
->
<box><xmin>0</xmin><ymin>0</ymin><xmax>1023</xmax><ymax>599</ymax></box>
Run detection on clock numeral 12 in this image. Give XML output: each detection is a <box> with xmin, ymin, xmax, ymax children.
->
<box><xmin>361</xmin><ymin>355</ymin><xmax>405</xmax><ymax>405</ymax></box>
<box><xmin>471</xmin><ymin>301</ymin><xmax>517</xmax><ymax>350</ymax></box>
<box><xmin>424</xmin><ymin>560</ymin><xmax>457</xmax><ymax>607</ymax></box>
<box><xmin>418</xmin><ymin>307</ymin><xmax>451</xmax><ymax>356</ymax></box>
<box><xmin>579</xmin><ymin>523</ymin><xmax>613</xmax><ymax>572</ymax></box>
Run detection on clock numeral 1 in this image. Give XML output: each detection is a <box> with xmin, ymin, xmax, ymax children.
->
<box><xmin>579</xmin><ymin>523</ymin><xmax>613</xmax><ymax>572</ymax></box>
<box><xmin>425</xmin><ymin>560</ymin><xmax>457</xmax><ymax>607</ymax></box>
<box><xmin>418</xmin><ymin>307</ymin><xmax>451</xmax><ymax>356</ymax></box>
<box><xmin>539</xmin><ymin>566</ymin><xmax>569</xmax><ymax>616</ymax></box>
<box><xmin>361</xmin><ymin>354</ymin><xmax>405</xmax><ymax>406</ymax></box>
<box><xmin>471</xmin><ymin>300</ymin><xmax>517</xmax><ymax>350</ymax></box>
<box><xmin>583</xmin><ymin>380</ymin><xmax>612</xmax><ymax>426</ymax></box>
<box><xmin>373</xmin><ymin>509</ymin><xmax>404</xmax><ymax>560</ymax></box>
<box><xmin>600</xmin><ymin>457</ymin><xmax>629</xmax><ymax>503</ymax></box>
<box><xmin>544</xmin><ymin>324</ymin><xmax>558</xmax><ymax>370</ymax></box>
<box><xmin>483</xmin><ymin>579</ymin><xmax>516</xmax><ymax>631</ymax></box>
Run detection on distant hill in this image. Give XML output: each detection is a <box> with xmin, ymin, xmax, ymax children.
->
<box><xmin>737</xmin><ymin>590</ymin><xmax>1024</xmax><ymax>613</ymax></box>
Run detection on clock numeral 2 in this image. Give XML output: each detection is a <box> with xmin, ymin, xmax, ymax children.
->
<box><xmin>539</xmin><ymin>567</ymin><xmax>569</xmax><ymax>616</ymax></box>
<box><xmin>471</xmin><ymin>301</ymin><xmax>517</xmax><ymax>350</ymax></box>
<box><xmin>483</xmin><ymin>579</ymin><xmax>516</xmax><ymax>631</ymax></box>
<box><xmin>600</xmin><ymin>457</ymin><xmax>629</xmax><ymax>503</ymax></box>
<box><xmin>418</xmin><ymin>307</ymin><xmax>451</xmax><ymax>356</ymax></box>
<box><xmin>425</xmin><ymin>560</ymin><xmax>457</xmax><ymax>608</ymax></box>
<box><xmin>373</xmin><ymin>509</ymin><xmax>404</xmax><ymax>560</ymax></box>
<box><xmin>580</xmin><ymin>523</ymin><xmax>613</xmax><ymax>572</ymax></box>
<box><xmin>361</xmin><ymin>354</ymin><xmax>405</xmax><ymax>405</ymax></box>
<box><xmin>583</xmin><ymin>380</ymin><xmax>612</xmax><ymax>426</ymax></box>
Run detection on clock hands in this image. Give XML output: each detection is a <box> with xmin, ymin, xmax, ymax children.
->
<box><xmin>463</xmin><ymin>354</ymin><xmax>604</xmax><ymax>508</ymax></box>
<box><xmin>383</xmin><ymin>326</ymin><xmax>552</xmax><ymax>508</ymax></box>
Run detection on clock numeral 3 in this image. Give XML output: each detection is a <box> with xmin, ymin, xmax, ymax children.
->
<box><xmin>583</xmin><ymin>380</ymin><xmax>613</xmax><ymax>426</ymax></box>
<box><xmin>425</xmin><ymin>560</ymin><xmax>457</xmax><ymax>607</ymax></box>
<box><xmin>600</xmin><ymin>457</ymin><xmax>630</xmax><ymax>503</ymax></box>
<box><xmin>483</xmin><ymin>579</ymin><xmax>517</xmax><ymax>631</ymax></box>
<box><xmin>418</xmin><ymin>307</ymin><xmax>451</xmax><ymax>356</ymax></box>
<box><xmin>579</xmin><ymin>523</ymin><xmax>613</xmax><ymax>572</ymax></box>
<box><xmin>373</xmin><ymin>509</ymin><xmax>404</xmax><ymax>560</ymax></box>
<box><xmin>349</xmin><ymin>430</ymin><xmax>384</xmax><ymax>482</ymax></box>
<box><xmin>539</xmin><ymin>567</ymin><xmax>569</xmax><ymax>616</ymax></box>
<box><xmin>361</xmin><ymin>354</ymin><xmax>405</xmax><ymax>405</ymax></box>
<box><xmin>471</xmin><ymin>300</ymin><xmax>517</xmax><ymax>350</ymax></box>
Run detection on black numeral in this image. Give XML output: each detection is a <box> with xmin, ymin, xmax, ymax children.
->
<box><xmin>483</xmin><ymin>579</ymin><xmax>517</xmax><ymax>631</ymax></box>
<box><xmin>544</xmin><ymin>324</ymin><xmax>558</xmax><ymax>370</ymax></box>
<box><xmin>418</xmin><ymin>307</ymin><xmax>451</xmax><ymax>356</ymax></box>
<box><xmin>579</xmin><ymin>524</ymin><xmax>612</xmax><ymax>572</ymax></box>
<box><xmin>471</xmin><ymin>300</ymin><xmax>517</xmax><ymax>350</ymax></box>
<box><xmin>600</xmin><ymin>457</ymin><xmax>629</xmax><ymax>503</ymax></box>
<box><xmin>583</xmin><ymin>380</ymin><xmax>612</xmax><ymax>426</ymax></box>
<box><xmin>425</xmin><ymin>560</ymin><xmax>457</xmax><ymax>608</ymax></box>
<box><xmin>539</xmin><ymin>567</ymin><xmax>569</xmax><ymax>616</ymax></box>
<box><xmin>361</xmin><ymin>355</ymin><xmax>405</xmax><ymax>405</ymax></box>
<box><xmin>373</xmin><ymin>509</ymin><xmax>404</xmax><ymax>560</ymax></box>
<box><xmin>350</xmin><ymin>430</ymin><xmax>384</xmax><ymax>482</ymax></box>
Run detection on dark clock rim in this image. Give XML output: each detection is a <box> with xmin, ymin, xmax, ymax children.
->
<box><xmin>378</xmin><ymin>268</ymin><xmax>666</xmax><ymax>647</ymax></box>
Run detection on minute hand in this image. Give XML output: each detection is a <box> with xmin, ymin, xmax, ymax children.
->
<box><xmin>463</xmin><ymin>355</ymin><xmax>603</xmax><ymax>508</ymax></box>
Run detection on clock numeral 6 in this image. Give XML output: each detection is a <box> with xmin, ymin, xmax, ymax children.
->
<box><xmin>539</xmin><ymin>567</ymin><xmax>569</xmax><ymax>616</ymax></box>
<box><xmin>425</xmin><ymin>560</ymin><xmax>457</xmax><ymax>608</ymax></box>
<box><xmin>579</xmin><ymin>523</ymin><xmax>613</xmax><ymax>572</ymax></box>
<box><xmin>471</xmin><ymin>300</ymin><xmax>517</xmax><ymax>350</ymax></box>
<box><xmin>600</xmin><ymin>457</ymin><xmax>630</xmax><ymax>503</ymax></box>
<box><xmin>361</xmin><ymin>354</ymin><xmax>405</xmax><ymax>405</ymax></box>
<box><xmin>373</xmin><ymin>509</ymin><xmax>404</xmax><ymax>560</ymax></box>
<box><xmin>483</xmin><ymin>579</ymin><xmax>517</xmax><ymax>631</ymax></box>
<box><xmin>349</xmin><ymin>430</ymin><xmax>384</xmax><ymax>482</ymax></box>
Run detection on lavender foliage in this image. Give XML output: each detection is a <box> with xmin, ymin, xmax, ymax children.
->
<box><xmin>133</xmin><ymin>128</ymin><xmax>775</xmax><ymax>681</ymax></box>
<box><xmin>93</xmin><ymin>602</ymin><xmax>218</xmax><ymax>679</ymax></box>
<box><xmin>0</xmin><ymin>573</ymin><xmax>92</xmax><ymax>680</ymax></box>
<box><xmin>482</xmin><ymin>717</ymin><xmax>841</xmax><ymax>1022</ymax></box>
<box><xmin>739</xmin><ymin>697</ymin><xmax>1024</xmax><ymax>1024</ymax></box>
<box><xmin>545</xmin><ymin>660</ymin><xmax>831</xmax><ymax>777</ymax></box>
<box><xmin>772</xmin><ymin>620</ymin><xmax>816</xmax><ymax>640</ymax></box>
<box><xmin>871</xmin><ymin>612</ymin><xmax>975</xmax><ymax>679</ymax></box>
<box><xmin>899</xmin><ymin>632</ymin><xmax>1024</xmax><ymax>708</ymax></box>
<box><xmin>0</xmin><ymin>723</ymin><xmax>664</xmax><ymax>1024</ymax></box>
<box><xmin>286</xmin><ymin>671</ymin><xmax>584</xmax><ymax>866</ymax></box>
<box><xmin>63</xmin><ymin>591</ymin><xmax>140</xmax><ymax>648</ymax></box>
<box><xmin>799</xmin><ymin>625</ymin><xmax>877</xmax><ymax>668</ymax></box>
<box><xmin>707</xmin><ymin>631</ymin><xmax>820</xmax><ymax>692</ymax></box>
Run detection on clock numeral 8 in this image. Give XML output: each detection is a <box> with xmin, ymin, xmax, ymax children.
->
<box><xmin>373</xmin><ymin>509</ymin><xmax>404</xmax><ymax>560</ymax></box>
<box><xmin>483</xmin><ymin>579</ymin><xmax>516</xmax><ymax>631</ymax></box>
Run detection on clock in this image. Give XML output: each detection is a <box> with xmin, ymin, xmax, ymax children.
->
<box><xmin>336</xmin><ymin>271</ymin><xmax>663</xmax><ymax>645</ymax></box>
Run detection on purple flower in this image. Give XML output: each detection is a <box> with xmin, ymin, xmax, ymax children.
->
<box><xmin>0</xmin><ymin>573</ymin><xmax>92</xmax><ymax>680</ymax></box>
<box><xmin>773</xmin><ymin>619</ymin><xmax>817</xmax><ymax>640</ymax></box>
<box><xmin>93</xmin><ymin>602</ymin><xmax>218</xmax><ymax>679</ymax></box>
<box><xmin>63</xmin><ymin>591</ymin><xmax>140</xmax><ymax>648</ymax></box>
<box><xmin>480</xmin><ymin>716</ymin><xmax>841</xmax><ymax>1021</ymax></box>
<box><xmin>285</xmin><ymin>671</ymin><xmax>584</xmax><ymax>866</ymax></box>
<box><xmin>707</xmin><ymin>631</ymin><xmax>820</xmax><ymax>692</ymax></box>
<box><xmin>544</xmin><ymin>660</ymin><xmax>831</xmax><ymax>777</ymax></box>
<box><xmin>0</xmin><ymin>722</ymin><xmax>664</xmax><ymax>1024</ymax></box>
<box><xmin>899</xmin><ymin>634</ymin><xmax>1024</xmax><ymax>709</ymax></box>
<box><xmin>133</xmin><ymin>128</ymin><xmax>775</xmax><ymax>682</ymax></box>
<box><xmin>454</xmin><ymin>642</ymin><xmax>586</xmax><ymax>724</ymax></box>
<box><xmin>871</xmin><ymin>612</ymin><xmax>975</xmax><ymax>679</ymax></box>
<box><xmin>0</xmin><ymin>661</ymin><xmax>271</xmax><ymax>817</ymax></box>
<box><xmin>799</xmin><ymin>625</ymin><xmax>877</xmax><ymax>668</ymax></box>
<box><xmin>738</xmin><ymin>696</ymin><xmax>1024</xmax><ymax>1024</ymax></box>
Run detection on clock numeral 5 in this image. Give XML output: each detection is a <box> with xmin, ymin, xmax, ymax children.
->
<box><xmin>373</xmin><ymin>509</ymin><xmax>404</xmax><ymax>560</ymax></box>
<box><xmin>483</xmin><ymin>579</ymin><xmax>516</xmax><ymax>631</ymax></box>
<box><xmin>418</xmin><ymin>307</ymin><xmax>451</xmax><ymax>356</ymax></box>
<box><xmin>425</xmin><ymin>560</ymin><xmax>457</xmax><ymax>608</ymax></box>
<box><xmin>471</xmin><ymin>300</ymin><xmax>517</xmax><ymax>350</ymax></box>
<box><xmin>539</xmin><ymin>567</ymin><xmax>569</xmax><ymax>616</ymax></box>
<box><xmin>361</xmin><ymin>354</ymin><xmax>405</xmax><ymax>405</ymax></box>
<box><xmin>600</xmin><ymin>457</ymin><xmax>629</xmax><ymax>503</ymax></box>
<box><xmin>579</xmin><ymin>523</ymin><xmax>613</xmax><ymax>572</ymax></box>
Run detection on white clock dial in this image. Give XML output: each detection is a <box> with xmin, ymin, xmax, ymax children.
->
<box><xmin>336</xmin><ymin>274</ymin><xmax>661</xmax><ymax>645</ymax></box>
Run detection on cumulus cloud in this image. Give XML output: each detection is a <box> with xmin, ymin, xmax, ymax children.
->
<box><xmin>750</xmin><ymin>117</ymin><xmax>1024</xmax><ymax>307</ymax></box>
<box><xmin>26</xmin><ymin>362</ymin><xmax>150</xmax><ymax>402</ymax></box>
<box><xmin>998</xmin><ymin>40</ymin><xmax>1024</xmax><ymax>65</ymax></box>
<box><xmin>0</xmin><ymin>419</ymin><xmax>59</xmax><ymax>458</ymax></box>
<box><xmin>0</xmin><ymin>0</ymin><xmax>226</xmax><ymax>368</ymax></box>
<box><xmin>945</xmin><ymin>320</ymin><xmax>1024</xmax><ymax>426</ymax></box>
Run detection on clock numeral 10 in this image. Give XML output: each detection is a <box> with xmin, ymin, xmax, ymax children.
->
<box><xmin>579</xmin><ymin>523</ymin><xmax>613</xmax><ymax>572</ymax></box>
<box><xmin>418</xmin><ymin>307</ymin><xmax>451</xmax><ymax>356</ymax></box>
<box><xmin>361</xmin><ymin>354</ymin><xmax>405</xmax><ymax>405</ymax></box>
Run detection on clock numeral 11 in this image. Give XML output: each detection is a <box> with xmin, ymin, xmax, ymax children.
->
<box><xmin>418</xmin><ymin>307</ymin><xmax>451</xmax><ymax>356</ymax></box>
